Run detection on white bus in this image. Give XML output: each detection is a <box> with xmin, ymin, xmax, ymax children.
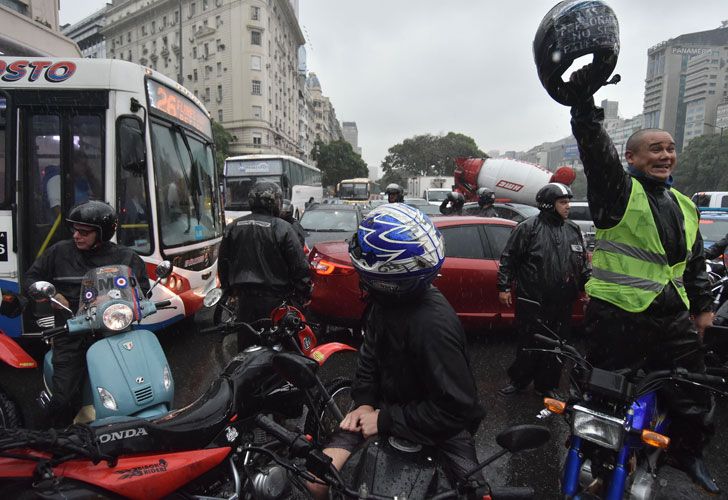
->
<box><xmin>223</xmin><ymin>154</ymin><xmax>323</xmax><ymax>224</ymax></box>
<box><xmin>0</xmin><ymin>58</ymin><xmax>223</xmax><ymax>337</ymax></box>
<box><xmin>336</xmin><ymin>177</ymin><xmax>375</xmax><ymax>205</ymax></box>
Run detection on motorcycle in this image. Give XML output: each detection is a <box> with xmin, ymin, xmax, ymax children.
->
<box><xmin>0</xmin><ymin>324</ymin><xmax>360</xmax><ymax>498</ymax></box>
<box><xmin>29</xmin><ymin>261</ymin><xmax>176</xmax><ymax>423</ymax></box>
<box><xmin>530</xmin><ymin>310</ymin><xmax>728</xmax><ymax>499</ymax></box>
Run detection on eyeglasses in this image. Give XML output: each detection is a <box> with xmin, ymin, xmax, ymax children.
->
<box><xmin>72</xmin><ymin>227</ymin><xmax>94</xmax><ymax>237</ymax></box>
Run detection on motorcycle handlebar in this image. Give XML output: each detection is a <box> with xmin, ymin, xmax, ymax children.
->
<box><xmin>41</xmin><ymin>324</ymin><xmax>68</xmax><ymax>341</ymax></box>
<box><xmin>684</xmin><ymin>373</ymin><xmax>726</xmax><ymax>385</ymax></box>
<box><xmin>254</xmin><ymin>414</ymin><xmax>312</xmax><ymax>457</ymax></box>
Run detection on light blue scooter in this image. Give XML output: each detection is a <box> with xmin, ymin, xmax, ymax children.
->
<box><xmin>30</xmin><ymin>262</ymin><xmax>175</xmax><ymax>423</ymax></box>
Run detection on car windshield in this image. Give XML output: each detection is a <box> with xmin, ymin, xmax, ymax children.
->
<box><xmin>77</xmin><ymin>265</ymin><xmax>143</xmax><ymax>319</ymax></box>
<box><xmin>301</xmin><ymin>209</ymin><xmax>359</xmax><ymax>232</ymax></box>
<box><xmin>427</xmin><ymin>191</ymin><xmax>449</xmax><ymax>201</ymax></box>
<box><xmin>699</xmin><ymin>217</ymin><xmax>728</xmax><ymax>243</ymax></box>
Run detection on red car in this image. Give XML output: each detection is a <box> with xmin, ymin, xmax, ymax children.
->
<box><xmin>308</xmin><ymin>216</ymin><xmax>520</xmax><ymax>332</ymax></box>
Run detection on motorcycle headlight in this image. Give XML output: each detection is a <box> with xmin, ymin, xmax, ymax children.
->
<box><xmin>97</xmin><ymin>386</ymin><xmax>118</xmax><ymax>410</ymax></box>
<box><xmin>572</xmin><ymin>405</ymin><xmax>625</xmax><ymax>451</ymax></box>
<box><xmin>102</xmin><ymin>304</ymin><xmax>134</xmax><ymax>331</ymax></box>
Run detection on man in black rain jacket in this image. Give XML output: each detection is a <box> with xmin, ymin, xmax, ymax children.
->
<box><xmin>569</xmin><ymin>66</ymin><xmax>717</xmax><ymax>493</ymax></box>
<box><xmin>497</xmin><ymin>184</ymin><xmax>589</xmax><ymax>397</ymax></box>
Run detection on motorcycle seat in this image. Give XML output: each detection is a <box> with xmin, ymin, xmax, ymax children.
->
<box><xmin>94</xmin><ymin>376</ymin><xmax>235</xmax><ymax>456</ymax></box>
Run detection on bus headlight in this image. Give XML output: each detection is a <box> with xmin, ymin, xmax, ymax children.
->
<box><xmin>97</xmin><ymin>387</ymin><xmax>118</xmax><ymax>410</ymax></box>
<box><xmin>572</xmin><ymin>405</ymin><xmax>625</xmax><ymax>451</ymax></box>
<box><xmin>102</xmin><ymin>304</ymin><xmax>134</xmax><ymax>331</ymax></box>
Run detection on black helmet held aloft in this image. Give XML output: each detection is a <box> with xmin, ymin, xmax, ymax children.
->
<box><xmin>248</xmin><ymin>181</ymin><xmax>283</xmax><ymax>215</ymax></box>
<box><xmin>477</xmin><ymin>187</ymin><xmax>496</xmax><ymax>206</ymax></box>
<box><xmin>66</xmin><ymin>200</ymin><xmax>118</xmax><ymax>241</ymax></box>
<box><xmin>533</xmin><ymin>0</ymin><xmax>620</xmax><ymax>106</ymax></box>
<box><xmin>447</xmin><ymin>191</ymin><xmax>465</xmax><ymax>207</ymax></box>
<box><xmin>385</xmin><ymin>183</ymin><xmax>404</xmax><ymax>203</ymax></box>
<box><xmin>536</xmin><ymin>183</ymin><xmax>573</xmax><ymax>210</ymax></box>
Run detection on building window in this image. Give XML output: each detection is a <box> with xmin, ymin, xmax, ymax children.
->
<box><xmin>216</xmin><ymin>15</ymin><xmax>222</xmax><ymax>28</ymax></box>
<box><xmin>163</xmin><ymin>15</ymin><xmax>167</xmax><ymax>27</ymax></box>
<box><xmin>217</xmin><ymin>38</ymin><xmax>224</xmax><ymax>50</ymax></box>
<box><xmin>190</xmin><ymin>2</ymin><xmax>196</xmax><ymax>17</ymax></box>
<box><xmin>192</xmin><ymin>46</ymin><xmax>197</xmax><ymax>58</ymax></box>
<box><xmin>128</xmin><ymin>50</ymin><xmax>132</xmax><ymax>61</ymax></box>
<box><xmin>251</xmin><ymin>30</ymin><xmax>262</xmax><ymax>46</ymax></box>
<box><xmin>251</xmin><ymin>6</ymin><xmax>260</xmax><ymax>20</ymax></box>
<box><xmin>203</xmin><ymin>18</ymin><xmax>208</xmax><ymax>28</ymax></box>
<box><xmin>252</xmin><ymin>80</ymin><xmax>261</xmax><ymax>95</ymax></box>
<box><xmin>142</xmin><ymin>25</ymin><xmax>147</xmax><ymax>36</ymax></box>
<box><xmin>204</xmin><ymin>43</ymin><xmax>209</xmax><ymax>57</ymax></box>
<box><xmin>218</xmin><ymin>109</ymin><xmax>223</xmax><ymax>122</ymax></box>
<box><xmin>217</xmin><ymin>62</ymin><xmax>222</xmax><ymax>76</ymax></box>
<box><xmin>252</xmin><ymin>105</ymin><xmax>262</xmax><ymax>118</ymax></box>
<box><xmin>203</xmin><ymin>0</ymin><xmax>208</xmax><ymax>11</ymax></box>
<box><xmin>152</xmin><ymin>20</ymin><xmax>156</xmax><ymax>33</ymax></box>
<box><xmin>217</xmin><ymin>85</ymin><xmax>222</xmax><ymax>101</ymax></box>
<box><xmin>251</xmin><ymin>55</ymin><xmax>261</xmax><ymax>70</ymax></box>
<box><xmin>127</xmin><ymin>32</ymin><xmax>131</xmax><ymax>43</ymax></box>
<box><xmin>205</xmin><ymin>87</ymin><xmax>210</xmax><ymax>101</ymax></box>
<box><xmin>175</xmin><ymin>11</ymin><xmax>179</xmax><ymax>23</ymax></box>
<box><xmin>253</xmin><ymin>133</ymin><xmax>262</xmax><ymax>145</ymax></box>
<box><xmin>193</xmin><ymin>69</ymin><xmax>198</xmax><ymax>81</ymax></box>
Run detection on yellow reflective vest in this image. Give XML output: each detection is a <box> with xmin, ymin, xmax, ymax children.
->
<box><xmin>586</xmin><ymin>180</ymin><xmax>698</xmax><ymax>313</ymax></box>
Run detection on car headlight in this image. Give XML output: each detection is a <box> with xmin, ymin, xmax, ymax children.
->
<box><xmin>97</xmin><ymin>386</ymin><xmax>118</xmax><ymax>410</ymax></box>
<box><xmin>572</xmin><ymin>405</ymin><xmax>625</xmax><ymax>451</ymax></box>
<box><xmin>102</xmin><ymin>304</ymin><xmax>134</xmax><ymax>331</ymax></box>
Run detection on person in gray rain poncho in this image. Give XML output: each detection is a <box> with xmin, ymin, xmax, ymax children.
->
<box><xmin>497</xmin><ymin>183</ymin><xmax>589</xmax><ymax>398</ymax></box>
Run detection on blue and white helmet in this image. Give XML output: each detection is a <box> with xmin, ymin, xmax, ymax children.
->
<box><xmin>349</xmin><ymin>203</ymin><xmax>445</xmax><ymax>298</ymax></box>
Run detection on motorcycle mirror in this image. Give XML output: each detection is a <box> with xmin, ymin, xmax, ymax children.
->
<box><xmin>271</xmin><ymin>352</ymin><xmax>319</xmax><ymax>390</ymax></box>
<box><xmin>203</xmin><ymin>288</ymin><xmax>223</xmax><ymax>308</ymax></box>
<box><xmin>155</xmin><ymin>261</ymin><xmax>173</xmax><ymax>279</ymax></box>
<box><xmin>495</xmin><ymin>424</ymin><xmax>551</xmax><ymax>453</ymax></box>
<box><xmin>29</xmin><ymin>281</ymin><xmax>56</xmax><ymax>300</ymax></box>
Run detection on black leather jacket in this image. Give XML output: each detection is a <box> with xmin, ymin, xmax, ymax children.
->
<box><xmin>24</xmin><ymin>240</ymin><xmax>149</xmax><ymax>311</ymax></box>
<box><xmin>571</xmin><ymin>103</ymin><xmax>712</xmax><ymax>314</ymax></box>
<box><xmin>351</xmin><ymin>287</ymin><xmax>484</xmax><ymax>446</ymax></box>
<box><xmin>218</xmin><ymin>211</ymin><xmax>311</xmax><ymax>298</ymax></box>
<box><xmin>497</xmin><ymin>211</ymin><xmax>589</xmax><ymax>304</ymax></box>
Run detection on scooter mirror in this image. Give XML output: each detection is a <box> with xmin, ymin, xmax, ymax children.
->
<box><xmin>29</xmin><ymin>281</ymin><xmax>56</xmax><ymax>300</ymax></box>
<box><xmin>495</xmin><ymin>424</ymin><xmax>551</xmax><ymax>453</ymax></box>
<box><xmin>271</xmin><ymin>352</ymin><xmax>319</xmax><ymax>390</ymax></box>
<box><xmin>155</xmin><ymin>261</ymin><xmax>173</xmax><ymax>279</ymax></box>
<box><xmin>203</xmin><ymin>288</ymin><xmax>223</xmax><ymax>308</ymax></box>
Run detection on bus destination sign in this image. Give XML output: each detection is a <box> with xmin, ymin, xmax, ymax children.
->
<box><xmin>146</xmin><ymin>79</ymin><xmax>210</xmax><ymax>135</ymax></box>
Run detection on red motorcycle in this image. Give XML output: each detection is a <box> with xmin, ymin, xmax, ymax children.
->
<box><xmin>0</xmin><ymin>303</ymin><xmax>357</xmax><ymax>498</ymax></box>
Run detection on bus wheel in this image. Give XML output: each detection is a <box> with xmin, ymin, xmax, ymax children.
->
<box><xmin>0</xmin><ymin>389</ymin><xmax>22</xmax><ymax>428</ymax></box>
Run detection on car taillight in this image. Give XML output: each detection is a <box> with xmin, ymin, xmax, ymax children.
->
<box><xmin>310</xmin><ymin>256</ymin><xmax>355</xmax><ymax>275</ymax></box>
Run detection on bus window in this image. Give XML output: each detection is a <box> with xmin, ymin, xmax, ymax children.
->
<box><xmin>69</xmin><ymin>115</ymin><xmax>104</xmax><ymax>206</ymax></box>
<box><xmin>116</xmin><ymin>117</ymin><xmax>151</xmax><ymax>254</ymax></box>
<box><xmin>31</xmin><ymin>114</ymin><xmax>62</xmax><ymax>254</ymax></box>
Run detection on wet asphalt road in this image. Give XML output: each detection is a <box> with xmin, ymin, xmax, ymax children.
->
<box><xmin>2</xmin><ymin>313</ymin><xmax>727</xmax><ymax>499</ymax></box>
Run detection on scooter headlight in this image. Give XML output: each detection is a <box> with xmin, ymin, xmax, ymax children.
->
<box><xmin>163</xmin><ymin>365</ymin><xmax>172</xmax><ymax>391</ymax></box>
<box><xmin>97</xmin><ymin>387</ymin><xmax>118</xmax><ymax>411</ymax></box>
<box><xmin>572</xmin><ymin>405</ymin><xmax>625</xmax><ymax>451</ymax></box>
<box><xmin>102</xmin><ymin>304</ymin><xmax>134</xmax><ymax>331</ymax></box>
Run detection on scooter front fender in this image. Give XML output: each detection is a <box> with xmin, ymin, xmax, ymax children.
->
<box><xmin>308</xmin><ymin>342</ymin><xmax>357</xmax><ymax>366</ymax></box>
<box><xmin>0</xmin><ymin>332</ymin><xmax>36</xmax><ymax>369</ymax></box>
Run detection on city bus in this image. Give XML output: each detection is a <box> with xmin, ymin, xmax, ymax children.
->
<box><xmin>0</xmin><ymin>58</ymin><xmax>223</xmax><ymax>336</ymax></box>
<box><xmin>222</xmin><ymin>154</ymin><xmax>323</xmax><ymax>223</ymax></box>
<box><xmin>337</xmin><ymin>177</ymin><xmax>375</xmax><ymax>205</ymax></box>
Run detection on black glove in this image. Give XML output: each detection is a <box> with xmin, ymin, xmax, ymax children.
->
<box><xmin>568</xmin><ymin>64</ymin><xmax>597</xmax><ymax>112</ymax></box>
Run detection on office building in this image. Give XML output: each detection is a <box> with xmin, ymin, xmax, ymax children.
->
<box><xmin>0</xmin><ymin>0</ymin><xmax>80</xmax><ymax>56</ymax></box>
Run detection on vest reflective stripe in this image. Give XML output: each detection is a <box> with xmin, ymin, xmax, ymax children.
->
<box><xmin>586</xmin><ymin>181</ymin><xmax>698</xmax><ymax>313</ymax></box>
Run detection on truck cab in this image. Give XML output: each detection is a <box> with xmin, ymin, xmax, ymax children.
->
<box><xmin>691</xmin><ymin>191</ymin><xmax>728</xmax><ymax>210</ymax></box>
<box><xmin>423</xmin><ymin>188</ymin><xmax>451</xmax><ymax>206</ymax></box>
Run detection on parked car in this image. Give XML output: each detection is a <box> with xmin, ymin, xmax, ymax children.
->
<box><xmin>404</xmin><ymin>197</ymin><xmax>442</xmax><ymax>216</ymax></box>
<box><xmin>299</xmin><ymin>204</ymin><xmax>362</xmax><ymax>248</ymax></box>
<box><xmin>463</xmin><ymin>201</ymin><xmax>539</xmax><ymax>222</ymax></box>
<box><xmin>566</xmin><ymin>201</ymin><xmax>595</xmax><ymax>236</ymax></box>
<box><xmin>308</xmin><ymin>215</ymin><xmax>584</xmax><ymax>332</ymax></box>
<box><xmin>699</xmin><ymin>210</ymin><xmax>728</xmax><ymax>248</ymax></box>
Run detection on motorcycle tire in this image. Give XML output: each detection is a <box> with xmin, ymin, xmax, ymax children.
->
<box><xmin>304</xmin><ymin>377</ymin><xmax>354</xmax><ymax>445</ymax></box>
<box><xmin>0</xmin><ymin>389</ymin><xmax>22</xmax><ymax>428</ymax></box>
<box><xmin>213</xmin><ymin>290</ymin><xmax>238</xmax><ymax>325</ymax></box>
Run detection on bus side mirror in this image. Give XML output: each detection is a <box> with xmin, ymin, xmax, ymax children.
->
<box><xmin>118</xmin><ymin>116</ymin><xmax>146</xmax><ymax>176</ymax></box>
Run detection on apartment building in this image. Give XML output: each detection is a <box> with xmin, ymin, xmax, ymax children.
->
<box><xmin>61</xmin><ymin>7</ymin><xmax>107</xmax><ymax>59</ymax></box>
<box><xmin>0</xmin><ymin>0</ymin><xmax>80</xmax><ymax>56</ymax></box>
<box><xmin>342</xmin><ymin>121</ymin><xmax>362</xmax><ymax>156</ymax></box>
<box><xmin>682</xmin><ymin>47</ymin><xmax>728</xmax><ymax>148</ymax></box>
<box><xmin>643</xmin><ymin>24</ymin><xmax>728</xmax><ymax>150</ymax></box>
<box><xmin>306</xmin><ymin>72</ymin><xmax>342</xmax><ymax>145</ymax></box>
<box><xmin>99</xmin><ymin>0</ymin><xmax>310</xmax><ymax>158</ymax></box>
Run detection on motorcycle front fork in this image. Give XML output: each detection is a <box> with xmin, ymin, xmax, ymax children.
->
<box><xmin>562</xmin><ymin>437</ymin><xmax>630</xmax><ymax>500</ymax></box>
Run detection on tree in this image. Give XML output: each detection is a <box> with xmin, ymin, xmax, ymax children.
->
<box><xmin>673</xmin><ymin>133</ymin><xmax>728</xmax><ymax>196</ymax></box>
<box><xmin>211</xmin><ymin>120</ymin><xmax>234</xmax><ymax>177</ymax></box>
<box><xmin>380</xmin><ymin>133</ymin><xmax>487</xmax><ymax>184</ymax></box>
<box><xmin>311</xmin><ymin>139</ymin><xmax>368</xmax><ymax>190</ymax></box>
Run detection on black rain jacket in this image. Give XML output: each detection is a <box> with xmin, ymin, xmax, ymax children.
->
<box><xmin>24</xmin><ymin>240</ymin><xmax>149</xmax><ymax>312</ymax></box>
<box><xmin>497</xmin><ymin>210</ymin><xmax>589</xmax><ymax>304</ymax></box>
<box><xmin>705</xmin><ymin>235</ymin><xmax>728</xmax><ymax>261</ymax></box>
<box><xmin>218</xmin><ymin>211</ymin><xmax>311</xmax><ymax>298</ymax></box>
<box><xmin>570</xmin><ymin>103</ymin><xmax>712</xmax><ymax>315</ymax></box>
<box><xmin>351</xmin><ymin>286</ymin><xmax>485</xmax><ymax>446</ymax></box>
<box><xmin>473</xmin><ymin>205</ymin><xmax>498</xmax><ymax>218</ymax></box>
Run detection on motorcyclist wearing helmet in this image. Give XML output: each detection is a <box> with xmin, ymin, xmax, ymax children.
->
<box><xmin>218</xmin><ymin>182</ymin><xmax>310</xmax><ymax>348</ymax></box>
<box><xmin>24</xmin><ymin>200</ymin><xmax>149</xmax><ymax>428</ymax></box>
<box><xmin>497</xmin><ymin>183</ymin><xmax>589</xmax><ymax>398</ymax></box>
<box><xmin>474</xmin><ymin>187</ymin><xmax>497</xmax><ymax>217</ymax></box>
<box><xmin>309</xmin><ymin>203</ymin><xmax>485</xmax><ymax>498</ymax></box>
<box><xmin>439</xmin><ymin>190</ymin><xmax>465</xmax><ymax>216</ymax></box>
<box><xmin>279</xmin><ymin>199</ymin><xmax>306</xmax><ymax>247</ymax></box>
<box><xmin>384</xmin><ymin>183</ymin><xmax>404</xmax><ymax>203</ymax></box>
<box><xmin>566</xmin><ymin>67</ymin><xmax>717</xmax><ymax>493</ymax></box>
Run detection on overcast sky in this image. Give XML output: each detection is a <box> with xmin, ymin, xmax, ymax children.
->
<box><xmin>61</xmin><ymin>1</ymin><xmax>728</xmax><ymax>172</ymax></box>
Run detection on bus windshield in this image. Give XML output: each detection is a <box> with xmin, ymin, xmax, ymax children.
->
<box><xmin>338</xmin><ymin>182</ymin><xmax>369</xmax><ymax>200</ymax></box>
<box><xmin>151</xmin><ymin>122</ymin><xmax>222</xmax><ymax>247</ymax></box>
<box><xmin>224</xmin><ymin>175</ymin><xmax>281</xmax><ymax>211</ymax></box>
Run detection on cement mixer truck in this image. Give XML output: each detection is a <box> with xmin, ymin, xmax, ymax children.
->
<box><xmin>453</xmin><ymin>157</ymin><xmax>576</xmax><ymax>206</ymax></box>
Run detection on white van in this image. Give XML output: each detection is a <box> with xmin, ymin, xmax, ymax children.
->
<box><xmin>423</xmin><ymin>188</ymin><xmax>452</xmax><ymax>206</ymax></box>
<box><xmin>691</xmin><ymin>191</ymin><xmax>728</xmax><ymax>209</ymax></box>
